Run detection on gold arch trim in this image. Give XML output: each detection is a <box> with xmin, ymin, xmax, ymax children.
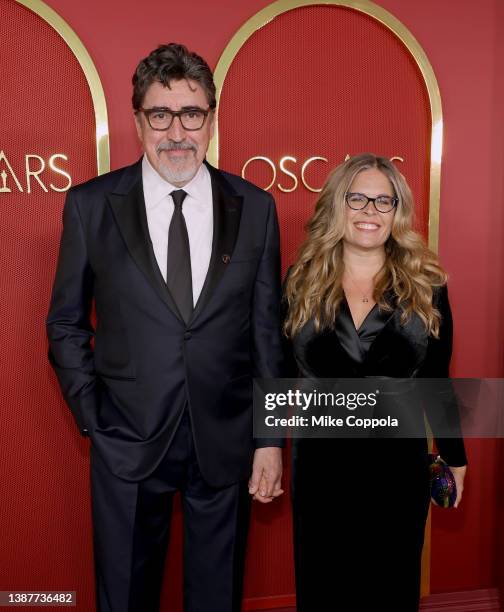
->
<box><xmin>14</xmin><ymin>0</ymin><xmax>110</xmax><ymax>176</ymax></box>
<box><xmin>209</xmin><ymin>0</ymin><xmax>442</xmax><ymax>254</ymax></box>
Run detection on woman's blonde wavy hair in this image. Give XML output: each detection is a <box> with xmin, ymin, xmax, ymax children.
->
<box><xmin>284</xmin><ymin>153</ymin><xmax>447</xmax><ymax>338</ymax></box>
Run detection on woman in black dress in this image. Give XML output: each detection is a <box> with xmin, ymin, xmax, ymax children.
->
<box><xmin>283</xmin><ymin>154</ymin><xmax>467</xmax><ymax>611</ymax></box>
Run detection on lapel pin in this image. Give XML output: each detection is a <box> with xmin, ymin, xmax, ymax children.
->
<box><xmin>222</xmin><ymin>254</ymin><xmax>231</xmax><ymax>264</ymax></box>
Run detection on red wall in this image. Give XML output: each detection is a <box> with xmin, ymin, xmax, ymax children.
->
<box><xmin>28</xmin><ymin>0</ymin><xmax>504</xmax><ymax>601</ymax></box>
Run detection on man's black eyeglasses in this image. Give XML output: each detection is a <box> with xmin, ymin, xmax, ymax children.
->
<box><xmin>137</xmin><ymin>107</ymin><xmax>211</xmax><ymax>131</ymax></box>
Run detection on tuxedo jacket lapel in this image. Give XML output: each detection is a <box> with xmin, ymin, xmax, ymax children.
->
<box><xmin>107</xmin><ymin>160</ymin><xmax>243</xmax><ymax>326</ymax></box>
<box><xmin>107</xmin><ymin>161</ymin><xmax>184</xmax><ymax>323</ymax></box>
<box><xmin>191</xmin><ymin>163</ymin><xmax>243</xmax><ymax>323</ymax></box>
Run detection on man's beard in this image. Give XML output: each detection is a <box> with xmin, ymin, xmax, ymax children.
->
<box><xmin>156</xmin><ymin>141</ymin><xmax>198</xmax><ymax>185</ymax></box>
<box><xmin>158</xmin><ymin>160</ymin><xmax>197</xmax><ymax>184</ymax></box>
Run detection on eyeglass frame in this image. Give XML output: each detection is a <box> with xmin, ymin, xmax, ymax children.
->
<box><xmin>136</xmin><ymin>106</ymin><xmax>213</xmax><ymax>131</ymax></box>
<box><xmin>345</xmin><ymin>192</ymin><xmax>399</xmax><ymax>213</ymax></box>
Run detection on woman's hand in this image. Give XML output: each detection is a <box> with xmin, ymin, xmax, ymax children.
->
<box><xmin>430</xmin><ymin>463</ymin><xmax>467</xmax><ymax>508</ymax></box>
<box><xmin>449</xmin><ymin>465</ymin><xmax>467</xmax><ymax>508</ymax></box>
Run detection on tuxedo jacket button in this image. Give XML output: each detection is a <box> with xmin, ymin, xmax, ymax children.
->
<box><xmin>184</xmin><ymin>332</ymin><xmax>192</xmax><ymax>340</ymax></box>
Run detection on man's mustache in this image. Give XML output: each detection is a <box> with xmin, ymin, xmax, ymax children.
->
<box><xmin>157</xmin><ymin>141</ymin><xmax>196</xmax><ymax>155</ymax></box>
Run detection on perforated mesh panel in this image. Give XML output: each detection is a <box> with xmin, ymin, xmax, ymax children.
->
<box><xmin>219</xmin><ymin>5</ymin><xmax>431</xmax><ymax>279</ymax></box>
<box><xmin>0</xmin><ymin>2</ymin><xmax>97</xmax><ymax>608</ymax></box>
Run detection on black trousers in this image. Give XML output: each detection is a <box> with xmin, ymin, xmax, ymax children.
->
<box><xmin>90</xmin><ymin>412</ymin><xmax>251</xmax><ymax>612</ymax></box>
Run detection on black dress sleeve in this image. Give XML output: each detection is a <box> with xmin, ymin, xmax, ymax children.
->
<box><xmin>416</xmin><ymin>285</ymin><xmax>468</xmax><ymax>466</ymax></box>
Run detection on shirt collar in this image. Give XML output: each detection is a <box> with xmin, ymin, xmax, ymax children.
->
<box><xmin>142</xmin><ymin>154</ymin><xmax>210</xmax><ymax>209</ymax></box>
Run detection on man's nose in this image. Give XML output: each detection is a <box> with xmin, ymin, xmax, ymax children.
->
<box><xmin>166</xmin><ymin>115</ymin><xmax>185</xmax><ymax>140</ymax></box>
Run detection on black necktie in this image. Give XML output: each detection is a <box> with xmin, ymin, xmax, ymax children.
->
<box><xmin>167</xmin><ymin>189</ymin><xmax>193</xmax><ymax>324</ymax></box>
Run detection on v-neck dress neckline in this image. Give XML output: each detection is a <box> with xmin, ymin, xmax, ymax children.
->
<box><xmin>335</xmin><ymin>295</ymin><xmax>394</xmax><ymax>365</ymax></box>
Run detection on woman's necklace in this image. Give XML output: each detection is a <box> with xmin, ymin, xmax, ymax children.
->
<box><xmin>345</xmin><ymin>272</ymin><xmax>373</xmax><ymax>303</ymax></box>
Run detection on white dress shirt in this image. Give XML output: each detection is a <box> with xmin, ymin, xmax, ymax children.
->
<box><xmin>142</xmin><ymin>155</ymin><xmax>213</xmax><ymax>306</ymax></box>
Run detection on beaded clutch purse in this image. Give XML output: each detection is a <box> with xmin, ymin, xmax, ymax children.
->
<box><xmin>428</xmin><ymin>454</ymin><xmax>457</xmax><ymax>508</ymax></box>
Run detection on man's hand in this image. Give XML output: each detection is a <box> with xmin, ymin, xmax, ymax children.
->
<box><xmin>248</xmin><ymin>447</ymin><xmax>284</xmax><ymax>504</ymax></box>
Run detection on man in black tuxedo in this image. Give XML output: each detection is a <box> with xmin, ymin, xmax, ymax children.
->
<box><xmin>47</xmin><ymin>43</ymin><xmax>284</xmax><ymax>612</ymax></box>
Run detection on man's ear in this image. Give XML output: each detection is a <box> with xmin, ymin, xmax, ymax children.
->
<box><xmin>208</xmin><ymin>110</ymin><xmax>216</xmax><ymax>140</ymax></box>
<box><xmin>134</xmin><ymin>111</ymin><xmax>143</xmax><ymax>142</ymax></box>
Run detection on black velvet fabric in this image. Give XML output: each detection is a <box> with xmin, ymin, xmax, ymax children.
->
<box><xmin>287</xmin><ymin>285</ymin><xmax>467</xmax><ymax>611</ymax></box>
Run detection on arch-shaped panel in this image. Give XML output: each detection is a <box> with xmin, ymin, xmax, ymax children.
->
<box><xmin>15</xmin><ymin>0</ymin><xmax>110</xmax><ymax>173</ymax></box>
<box><xmin>210</xmin><ymin>0</ymin><xmax>442</xmax><ymax>253</ymax></box>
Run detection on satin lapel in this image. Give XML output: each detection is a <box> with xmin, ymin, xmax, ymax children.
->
<box><xmin>365</xmin><ymin>301</ymin><xmax>428</xmax><ymax>372</ymax></box>
<box><xmin>107</xmin><ymin>165</ymin><xmax>184</xmax><ymax>323</ymax></box>
<box><xmin>334</xmin><ymin>293</ymin><xmax>396</xmax><ymax>365</ymax></box>
<box><xmin>332</xmin><ymin>291</ymin><xmax>427</xmax><ymax>374</ymax></box>
<box><xmin>334</xmin><ymin>298</ymin><xmax>367</xmax><ymax>364</ymax></box>
<box><xmin>358</xmin><ymin>300</ymin><xmax>395</xmax><ymax>342</ymax></box>
<box><xmin>191</xmin><ymin>165</ymin><xmax>243</xmax><ymax>322</ymax></box>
